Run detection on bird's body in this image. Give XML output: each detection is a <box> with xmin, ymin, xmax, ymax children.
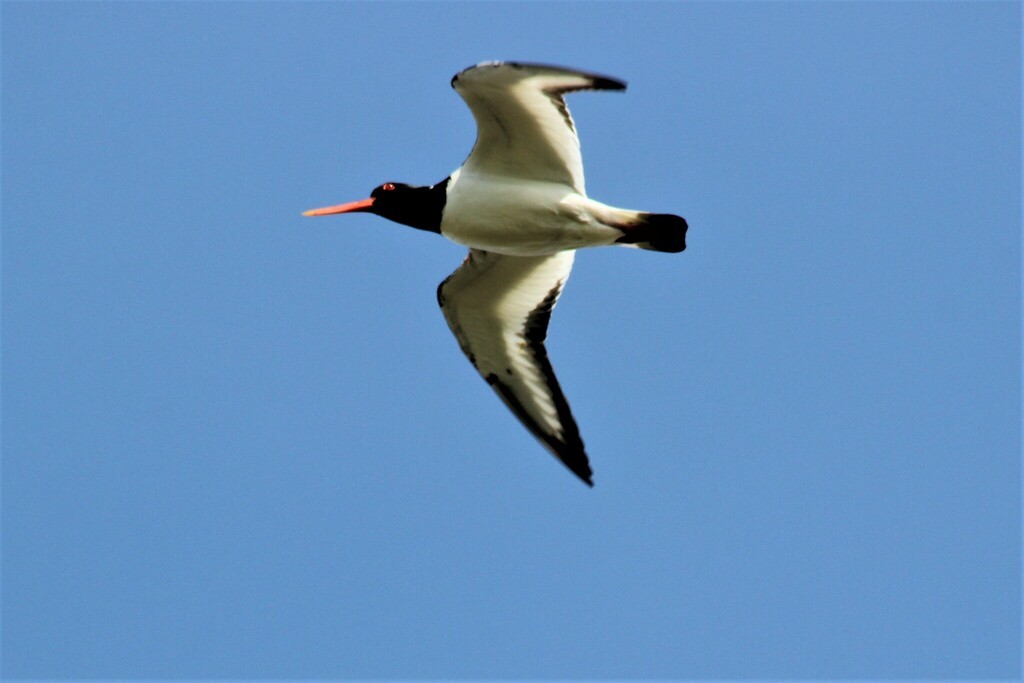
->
<box><xmin>304</xmin><ymin>61</ymin><xmax>688</xmax><ymax>486</ymax></box>
<box><xmin>442</xmin><ymin>170</ymin><xmax>627</xmax><ymax>255</ymax></box>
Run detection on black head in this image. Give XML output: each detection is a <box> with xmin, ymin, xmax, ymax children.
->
<box><xmin>304</xmin><ymin>179</ymin><xmax>449</xmax><ymax>234</ymax></box>
<box><xmin>368</xmin><ymin>182</ymin><xmax>413</xmax><ymax>220</ymax></box>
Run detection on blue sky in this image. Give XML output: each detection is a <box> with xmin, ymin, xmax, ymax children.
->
<box><xmin>2</xmin><ymin>2</ymin><xmax>1020</xmax><ymax>679</ymax></box>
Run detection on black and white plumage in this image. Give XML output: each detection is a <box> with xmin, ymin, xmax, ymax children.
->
<box><xmin>436</xmin><ymin>249</ymin><xmax>588</xmax><ymax>483</ymax></box>
<box><xmin>304</xmin><ymin>62</ymin><xmax>688</xmax><ymax>486</ymax></box>
<box><xmin>451</xmin><ymin>62</ymin><xmax>625</xmax><ymax>194</ymax></box>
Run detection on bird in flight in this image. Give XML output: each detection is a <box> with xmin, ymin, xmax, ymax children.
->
<box><xmin>304</xmin><ymin>61</ymin><xmax>687</xmax><ymax>486</ymax></box>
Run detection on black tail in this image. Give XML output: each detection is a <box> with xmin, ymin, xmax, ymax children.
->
<box><xmin>615</xmin><ymin>213</ymin><xmax>687</xmax><ymax>253</ymax></box>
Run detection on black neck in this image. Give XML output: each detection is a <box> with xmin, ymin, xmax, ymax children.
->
<box><xmin>376</xmin><ymin>178</ymin><xmax>449</xmax><ymax>234</ymax></box>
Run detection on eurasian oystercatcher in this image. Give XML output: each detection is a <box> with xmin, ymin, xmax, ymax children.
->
<box><xmin>304</xmin><ymin>61</ymin><xmax>688</xmax><ymax>487</ymax></box>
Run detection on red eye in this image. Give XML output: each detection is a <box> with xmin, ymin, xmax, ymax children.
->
<box><xmin>382</xmin><ymin>183</ymin><xmax>396</xmax><ymax>191</ymax></box>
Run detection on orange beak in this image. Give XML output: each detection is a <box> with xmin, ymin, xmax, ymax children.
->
<box><xmin>302</xmin><ymin>197</ymin><xmax>375</xmax><ymax>217</ymax></box>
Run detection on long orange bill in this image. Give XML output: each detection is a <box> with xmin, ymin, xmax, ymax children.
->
<box><xmin>302</xmin><ymin>197</ymin><xmax>375</xmax><ymax>217</ymax></box>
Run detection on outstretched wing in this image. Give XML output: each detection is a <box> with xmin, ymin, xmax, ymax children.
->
<box><xmin>437</xmin><ymin>249</ymin><xmax>591</xmax><ymax>486</ymax></box>
<box><xmin>451</xmin><ymin>61</ymin><xmax>626</xmax><ymax>195</ymax></box>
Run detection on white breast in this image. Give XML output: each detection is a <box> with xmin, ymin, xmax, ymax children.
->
<box><xmin>440</xmin><ymin>169</ymin><xmax>623</xmax><ymax>256</ymax></box>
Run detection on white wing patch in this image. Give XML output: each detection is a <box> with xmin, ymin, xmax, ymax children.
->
<box><xmin>451</xmin><ymin>61</ymin><xmax>626</xmax><ymax>195</ymax></box>
<box><xmin>437</xmin><ymin>249</ymin><xmax>592</xmax><ymax>485</ymax></box>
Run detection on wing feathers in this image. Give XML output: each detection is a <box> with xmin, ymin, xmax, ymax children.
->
<box><xmin>452</xmin><ymin>61</ymin><xmax>626</xmax><ymax>92</ymax></box>
<box><xmin>451</xmin><ymin>61</ymin><xmax>626</xmax><ymax>194</ymax></box>
<box><xmin>438</xmin><ymin>249</ymin><xmax>592</xmax><ymax>485</ymax></box>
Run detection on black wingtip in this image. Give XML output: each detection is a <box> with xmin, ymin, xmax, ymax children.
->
<box><xmin>591</xmin><ymin>75</ymin><xmax>627</xmax><ymax>92</ymax></box>
<box><xmin>570</xmin><ymin>463</ymin><xmax>595</xmax><ymax>488</ymax></box>
<box><xmin>452</xmin><ymin>61</ymin><xmax>627</xmax><ymax>92</ymax></box>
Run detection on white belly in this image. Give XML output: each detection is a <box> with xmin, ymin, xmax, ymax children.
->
<box><xmin>440</xmin><ymin>170</ymin><xmax>622</xmax><ymax>256</ymax></box>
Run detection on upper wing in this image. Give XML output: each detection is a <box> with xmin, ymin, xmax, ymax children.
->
<box><xmin>437</xmin><ymin>249</ymin><xmax>592</xmax><ymax>486</ymax></box>
<box><xmin>451</xmin><ymin>61</ymin><xmax>626</xmax><ymax>195</ymax></box>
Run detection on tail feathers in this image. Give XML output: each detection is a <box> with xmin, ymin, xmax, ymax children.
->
<box><xmin>615</xmin><ymin>213</ymin><xmax>687</xmax><ymax>253</ymax></box>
